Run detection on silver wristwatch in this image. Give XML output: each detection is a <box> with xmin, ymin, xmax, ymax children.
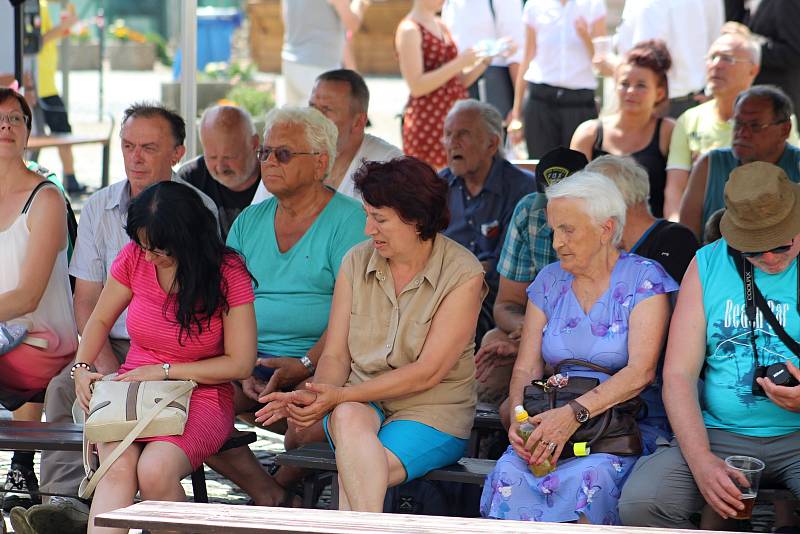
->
<box><xmin>299</xmin><ymin>355</ymin><xmax>316</xmax><ymax>376</ymax></box>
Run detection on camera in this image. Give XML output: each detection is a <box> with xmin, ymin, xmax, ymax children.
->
<box><xmin>752</xmin><ymin>363</ymin><xmax>799</xmax><ymax>397</ymax></box>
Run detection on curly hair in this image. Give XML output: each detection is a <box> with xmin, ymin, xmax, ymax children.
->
<box><xmin>624</xmin><ymin>39</ymin><xmax>673</xmax><ymax>105</ymax></box>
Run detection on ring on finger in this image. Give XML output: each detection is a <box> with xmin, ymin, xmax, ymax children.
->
<box><xmin>546</xmin><ymin>441</ymin><xmax>557</xmax><ymax>452</ymax></box>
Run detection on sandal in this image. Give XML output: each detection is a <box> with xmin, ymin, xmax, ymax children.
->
<box><xmin>0</xmin><ymin>322</ymin><xmax>27</xmax><ymax>356</ymax></box>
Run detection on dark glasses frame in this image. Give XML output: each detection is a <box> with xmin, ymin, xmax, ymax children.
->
<box><xmin>257</xmin><ymin>146</ymin><xmax>320</xmax><ymax>164</ymax></box>
<box><xmin>740</xmin><ymin>244</ymin><xmax>793</xmax><ymax>258</ymax></box>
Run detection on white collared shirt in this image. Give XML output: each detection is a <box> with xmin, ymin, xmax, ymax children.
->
<box><xmin>441</xmin><ymin>0</ymin><xmax>525</xmax><ymax>67</ymax></box>
<box><xmin>521</xmin><ymin>0</ymin><xmax>606</xmax><ymax>90</ymax></box>
<box><xmin>615</xmin><ymin>0</ymin><xmax>724</xmax><ymax>99</ymax></box>
<box><xmin>250</xmin><ymin>133</ymin><xmax>403</xmax><ymax>204</ymax></box>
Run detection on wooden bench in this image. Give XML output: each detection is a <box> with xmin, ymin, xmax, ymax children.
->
<box><xmin>275</xmin><ymin>442</ymin><xmax>495</xmax><ymax>509</ymax></box>
<box><xmin>95</xmin><ymin>500</ymin><xmax>736</xmax><ymax>533</ymax></box>
<box><xmin>27</xmin><ymin>129</ymin><xmax>113</xmax><ymax>188</ymax></box>
<box><xmin>0</xmin><ymin>420</ymin><xmax>256</xmax><ymax>503</ymax></box>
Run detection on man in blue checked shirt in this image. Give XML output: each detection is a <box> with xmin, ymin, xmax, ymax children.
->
<box><xmin>475</xmin><ymin>147</ymin><xmax>588</xmax><ymax>413</ymax></box>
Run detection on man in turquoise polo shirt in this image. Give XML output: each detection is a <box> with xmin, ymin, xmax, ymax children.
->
<box><xmin>680</xmin><ymin>85</ymin><xmax>800</xmax><ymax>239</ymax></box>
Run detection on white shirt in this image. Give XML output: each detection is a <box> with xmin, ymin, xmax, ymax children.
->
<box><xmin>250</xmin><ymin>133</ymin><xmax>403</xmax><ymax>204</ymax></box>
<box><xmin>615</xmin><ymin>0</ymin><xmax>724</xmax><ymax>99</ymax></box>
<box><xmin>521</xmin><ymin>0</ymin><xmax>606</xmax><ymax>90</ymax></box>
<box><xmin>442</xmin><ymin>0</ymin><xmax>525</xmax><ymax>67</ymax></box>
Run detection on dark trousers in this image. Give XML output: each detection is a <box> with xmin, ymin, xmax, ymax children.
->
<box><xmin>468</xmin><ymin>66</ymin><xmax>515</xmax><ymax>121</ymax></box>
<box><xmin>668</xmin><ymin>92</ymin><xmax>701</xmax><ymax>119</ymax></box>
<box><xmin>523</xmin><ymin>83</ymin><xmax>597</xmax><ymax>159</ymax></box>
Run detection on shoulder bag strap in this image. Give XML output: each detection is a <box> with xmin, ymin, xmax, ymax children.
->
<box><xmin>21</xmin><ymin>181</ymin><xmax>54</xmax><ymax>214</ymax></box>
<box><xmin>555</xmin><ymin>358</ymin><xmax>616</xmax><ymax>376</ymax></box>
<box><xmin>79</xmin><ymin>380</ymin><xmax>196</xmax><ymax>499</ymax></box>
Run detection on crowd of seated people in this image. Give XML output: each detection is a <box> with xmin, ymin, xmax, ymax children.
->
<box><xmin>2</xmin><ymin>7</ymin><xmax>800</xmax><ymax>532</ymax></box>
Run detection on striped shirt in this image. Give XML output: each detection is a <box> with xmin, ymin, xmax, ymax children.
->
<box><xmin>69</xmin><ymin>176</ymin><xmax>219</xmax><ymax>339</ymax></box>
<box><xmin>496</xmin><ymin>192</ymin><xmax>557</xmax><ymax>283</ymax></box>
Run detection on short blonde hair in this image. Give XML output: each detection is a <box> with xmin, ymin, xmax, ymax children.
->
<box><xmin>262</xmin><ymin>106</ymin><xmax>338</xmax><ymax>178</ymax></box>
<box><xmin>546</xmin><ymin>170</ymin><xmax>627</xmax><ymax>246</ymax></box>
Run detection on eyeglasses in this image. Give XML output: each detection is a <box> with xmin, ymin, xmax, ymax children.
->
<box><xmin>729</xmin><ymin>118</ymin><xmax>788</xmax><ymax>133</ymax></box>
<box><xmin>706</xmin><ymin>52</ymin><xmax>752</xmax><ymax>66</ymax></box>
<box><xmin>139</xmin><ymin>244</ymin><xmax>169</xmax><ymax>257</ymax></box>
<box><xmin>741</xmin><ymin>244</ymin><xmax>793</xmax><ymax>258</ymax></box>
<box><xmin>0</xmin><ymin>112</ymin><xmax>28</xmax><ymax>127</ymax></box>
<box><xmin>256</xmin><ymin>146</ymin><xmax>320</xmax><ymax>164</ymax></box>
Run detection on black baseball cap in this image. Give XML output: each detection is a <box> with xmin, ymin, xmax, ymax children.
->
<box><xmin>535</xmin><ymin>147</ymin><xmax>589</xmax><ymax>192</ymax></box>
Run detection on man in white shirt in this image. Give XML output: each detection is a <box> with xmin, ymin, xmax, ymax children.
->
<box><xmin>615</xmin><ymin>0</ymin><xmax>724</xmax><ymax>118</ymax></box>
<box><xmin>251</xmin><ymin>69</ymin><xmax>402</xmax><ymax>203</ymax></box>
<box><xmin>442</xmin><ymin>0</ymin><xmax>524</xmax><ymax>120</ymax></box>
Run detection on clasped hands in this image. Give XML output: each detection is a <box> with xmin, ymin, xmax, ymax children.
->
<box><xmin>255</xmin><ymin>382</ymin><xmax>345</xmax><ymax>430</ymax></box>
<box><xmin>508</xmin><ymin>405</ymin><xmax>581</xmax><ymax>468</ymax></box>
<box><xmin>74</xmin><ymin>363</ymin><xmax>166</xmax><ymax>413</ymax></box>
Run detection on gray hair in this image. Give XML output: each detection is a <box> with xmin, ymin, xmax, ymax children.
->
<box><xmin>262</xmin><ymin>106</ymin><xmax>338</xmax><ymax>178</ymax></box>
<box><xmin>735</xmin><ymin>84</ymin><xmax>794</xmax><ymax>122</ymax></box>
<box><xmin>546</xmin><ymin>170</ymin><xmax>627</xmax><ymax>246</ymax></box>
<box><xmin>447</xmin><ymin>99</ymin><xmax>505</xmax><ymax>158</ymax></box>
<box><xmin>200</xmin><ymin>105</ymin><xmax>256</xmax><ymax>137</ymax></box>
<box><xmin>714</xmin><ymin>32</ymin><xmax>761</xmax><ymax>66</ymax></box>
<box><xmin>585</xmin><ymin>155</ymin><xmax>650</xmax><ymax>208</ymax></box>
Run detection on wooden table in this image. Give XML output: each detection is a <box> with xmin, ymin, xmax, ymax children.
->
<box><xmin>27</xmin><ymin>132</ymin><xmax>112</xmax><ymax>188</ymax></box>
<box><xmin>96</xmin><ymin>501</ymin><xmax>733</xmax><ymax>533</ymax></box>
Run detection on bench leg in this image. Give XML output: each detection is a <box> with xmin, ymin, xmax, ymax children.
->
<box><xmin>190</xmin><ymin>467</ymin><xmax>208</xmax><ymax>503</ymax></box>
<box><xmin>101</xmin><ymin>144</ymin><xmax>110</xmax><ymax>188</ymax></box>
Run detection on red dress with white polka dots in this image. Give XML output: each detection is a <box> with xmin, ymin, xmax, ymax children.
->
<box><xmin>401</xmin><ymin>21</ymin><xmax>467</xmax><ymax>170</ymax></box>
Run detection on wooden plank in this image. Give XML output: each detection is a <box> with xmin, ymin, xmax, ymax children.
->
<box><xmin>0</xmin><ymin>420</ymin><xmax>82</xmax><ymax>451</ymax></box>
<box><xmin>96</xmin><ymin>501</ymin><xmax>734</xmax><ymax>534</ymax></box>
<box><xmin>28</xmin><ymin>134</ymin><xmax>109</xmax><ymax>149</ymax></box>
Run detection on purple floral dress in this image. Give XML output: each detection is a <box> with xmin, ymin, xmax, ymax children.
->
<box><xmin>480</xmin><ymin>253</ymin><xmax>678</xmax><ymax>524</ymax></box>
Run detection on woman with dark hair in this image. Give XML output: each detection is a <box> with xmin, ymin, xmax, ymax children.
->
<box><xmin>71</xmin><ymin>181</ymin><xmax>257</xmax><ymax>534</ymax></box>
<box><xmin>0</xmin><ymin>87</ymin><xmax>77</xmax><ymax>509</ymax></box>
<box><xmin>257</xmin><ymin>156</ymin><xmax>486</xmax><ymax>512</ymax></box>
<box><xmin>571</xmin><ymin>40</ymin><xmax>676</xmax><ymax>218</ymax></box>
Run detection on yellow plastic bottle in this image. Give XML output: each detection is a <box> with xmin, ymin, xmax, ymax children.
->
<box><xmin>514</xmin><ymin>405</ymin><xmax>555</xmax><ymax>477</ymax></box>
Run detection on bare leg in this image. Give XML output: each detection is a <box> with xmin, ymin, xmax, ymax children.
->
<box><xmin>12</xmin><ymin>402</ymin><xmax>43</xmax><ymax>422</ymax></box>
<box><xmin>205</xmin><ymin>446</ymin><xmax>291</xmax><ymax>506</ymax></box>
<box><xmin>87</xmin><ymin>442</ymin><xmax>143</xmax><ymax>534</ymax></box>
<box><xmin>336</xmin><ymin>474</ymin><xmax>351</xmax><ymax>511</ymax></box>
<box><xmin>328</xmin><ymin>402</ymin><xmax>406</xmax><ymax>512</ymax></box>
<box><xmin>136</xmin><ymin>442</ymin><xmax>192</xmax><ymax>502</ymax></box>
<box><xmin>57</xmin><ymin>146</ymin><xmax>75</xmax><ymax>176</ymax></box>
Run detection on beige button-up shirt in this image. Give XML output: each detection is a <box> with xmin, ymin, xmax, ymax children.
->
<box><xmin>342</xmin><ymin>235</ymin><xmax>486</xmax><ymax>439</ymax></box>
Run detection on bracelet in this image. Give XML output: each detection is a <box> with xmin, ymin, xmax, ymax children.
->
<box><xmin>70</xmin><ymin>362</ymin><xmax>92</xmax><ymax>380</ymax></box>
<box><xmin>300</xmin><ymin>355</ymin><xmax>316</xmax><ymax>376</ymax></box>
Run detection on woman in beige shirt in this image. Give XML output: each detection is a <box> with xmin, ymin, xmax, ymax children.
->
<box><xmin>258</xmin><ymin>157</ymin><xmax>486</xmax><ymax>512</ymax></box>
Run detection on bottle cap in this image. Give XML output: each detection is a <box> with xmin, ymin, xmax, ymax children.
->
<box><xmin>573</xmin><ymin>442</ymin><xmax>590</xmax><ymax>456</ymax></box>
<box><xmin>514</xmin><ymin>405</ymin><xmax>528</xmax><ymax>423</ymax></box>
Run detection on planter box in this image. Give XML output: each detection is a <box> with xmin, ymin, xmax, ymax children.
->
<box><xmin>61</xmin><ymin>42</ymin><xmax>101</xmax><ymax>70</ymax></box>
<box><xmin>161</xmin><ymin>81</ymin><xmax>236</xmax><ymax>114</ymax></box>
<box><xmin>108</xmin><ymin>41</ymin><xmax>156</xmax><ymax>71</ymax></box>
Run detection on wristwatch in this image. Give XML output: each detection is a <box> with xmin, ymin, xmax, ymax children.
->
<box><xmin>299</xmin><ymin>355</ymin><xmax>316</xmax><ymax>376</ymax></box>
<box><xmin>568</xmin><ymin>400</ymin><xmax>590</xmax><ymax>423</ymax></box>
<box><xmin>162</xmin><ymin>362</ymin><xmax>171</xmax><ymax>380</ymax></box>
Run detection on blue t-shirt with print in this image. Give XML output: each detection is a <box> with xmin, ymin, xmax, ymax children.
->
<box><xmin>696</xmin><ymin>239</ymin><xmax>800</xmax><ymax>437</ymax></box>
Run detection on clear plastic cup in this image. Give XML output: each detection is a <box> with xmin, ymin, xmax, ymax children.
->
<box><xmin>724</xmin><ymin>455</ymin><xmax>765</xmax><ymax>519</ymax></box>
<box><xmin>592</xmin><ymin>36</ymin><xmax>613</xmax><ymax>61</ymax></box>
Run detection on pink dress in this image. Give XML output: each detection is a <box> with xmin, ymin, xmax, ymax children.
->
<box><xmin>110</xmin><ymin>242</ymin><xmax>254</xmax><ymax>469</ymax></box>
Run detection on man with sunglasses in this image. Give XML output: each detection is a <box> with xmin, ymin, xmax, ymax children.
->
<box><xmin>680</xmin><ymin>85</ymin><xmax>800</xmax><ymax>240</ymax></box>
<box><xmin>620</xmin><ymin>161</ymin><xmax>800</xmax><ymax>531</ymax></box>
<box><xmin>664</xmin><ymin>32</ymin><xmax>800</xmax><ymax>221</ymax></box>
<box><xmin>23</xmin><ymin>102</ymin><xmax>218</xmax><ymax>534</ymax></box>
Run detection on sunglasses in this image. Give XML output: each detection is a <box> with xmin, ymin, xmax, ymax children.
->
<box><xmin>740</xmin><ymin>244</ymin><xmax>793</xmax><ymax>258</ymax></box>
<box><xmin>257</xmin><ymin>146</ymin><xmax>320</xmax><ymax>164</ymax></box>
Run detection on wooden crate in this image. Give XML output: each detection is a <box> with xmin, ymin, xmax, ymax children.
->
<box><xmin>246</xmin><ymin>0</ymin><xmax>411</xmax><ymax>75</ymax></box>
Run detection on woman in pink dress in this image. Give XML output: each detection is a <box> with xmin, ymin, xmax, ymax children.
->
<box><xmin>395</xmin><ymin>0</ymin><xmax>492</xmax><ymax>170</ymax></box>
<box><xmin>72</xmin><ymin>181</ymin><xmax>256</xmax><ymax>534</ymax></box>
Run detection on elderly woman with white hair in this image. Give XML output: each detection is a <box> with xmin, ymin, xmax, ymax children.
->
<box><xmin>586</xmin><ymin>155</ymin><xmax>699</xmax><ymax>283</ymax></box>
<box><xmin>223</xmin><ymin>106</ymin><xmax>366</xmax><ymax>506</ymax></box>
<box><xmin>481</xmin><ymin>171</ymin><xmax>677</xmax><ymax>524</ymax></box>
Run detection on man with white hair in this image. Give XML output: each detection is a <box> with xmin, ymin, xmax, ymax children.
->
<box><xmin>177</xmin><ymin>105</ymin><xmax>261</xmax><ymax>238</ymax></box>
<box><xmin>663</xmin><ymin>31</ymin><xmax>799</xmax><ymax>220</ymax></box>
<box><xmin>252</xmin><ymin>69</ymin><xmax>401</xmax><ymax>204</ymax></box>
<box><xmin>440</xmin><ymin>99</ymin><xmax>534</xmax><ymax>342</ymax></box>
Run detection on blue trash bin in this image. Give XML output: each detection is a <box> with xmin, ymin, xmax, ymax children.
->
<box><xmin>173</xmin><ymin>7</ymin><xmax>242</xmax><ymax>78</ymax></box>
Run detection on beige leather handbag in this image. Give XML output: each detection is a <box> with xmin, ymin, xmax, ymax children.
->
<box><xmin>78</xmin><ymin>379</ymin><xmax>196</xmax><ymax>498</ymax></box>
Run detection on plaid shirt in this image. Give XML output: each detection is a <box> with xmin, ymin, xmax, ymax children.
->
<box><xmin>496</xmin><ymin>192</ymin><xmax>556</xmax><ymax>282</ymax></box>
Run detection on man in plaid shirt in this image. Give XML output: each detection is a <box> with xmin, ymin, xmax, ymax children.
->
<box><xmin>475</xmin><ymin>148</ymin><xmax>588</xmax><ymax>417</ymax></box>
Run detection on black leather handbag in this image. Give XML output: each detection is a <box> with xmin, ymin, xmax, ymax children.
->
<box><xmin>522</xmin><ymin>359</ymin><xmax>645</xmax><ymax>459</ymax></box>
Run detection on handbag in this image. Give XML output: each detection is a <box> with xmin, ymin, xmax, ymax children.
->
<box><xmin>78</xmin><ymin>378</ymin><xmax>196</xmax><ymax>498</ymax></box>
<box><xmin>522</xmin><ymin>359</ymin><xmax>645</xmax><ymax>459</ymax></box>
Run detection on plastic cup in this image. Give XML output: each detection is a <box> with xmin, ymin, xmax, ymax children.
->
<box><xmin>724</xmin><ymin>455</ymin><xmax>765</xmax><ymax>519</ymax></box>
<box><xmin>592</xmin><ymin>36</ymin><xmax>613</xmax><ymax>61</ymax></box>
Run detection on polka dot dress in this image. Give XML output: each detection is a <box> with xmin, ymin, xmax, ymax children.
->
<box><xmin>401</xmin><ymin>21</ymin><xmax>467</xmax><ymax>170</ymax></box>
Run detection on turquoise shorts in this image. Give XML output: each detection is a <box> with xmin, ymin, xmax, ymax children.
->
<box><xmin>323</xmin><ymin>402</ymin><xmax>468</xmax><ymax>482</ymax></box>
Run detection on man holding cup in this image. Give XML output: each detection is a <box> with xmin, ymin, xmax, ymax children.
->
<box><xmin>619</xmin><ymin>161</ymin><xmax>800</xmax><ymax>530</ymax></box>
